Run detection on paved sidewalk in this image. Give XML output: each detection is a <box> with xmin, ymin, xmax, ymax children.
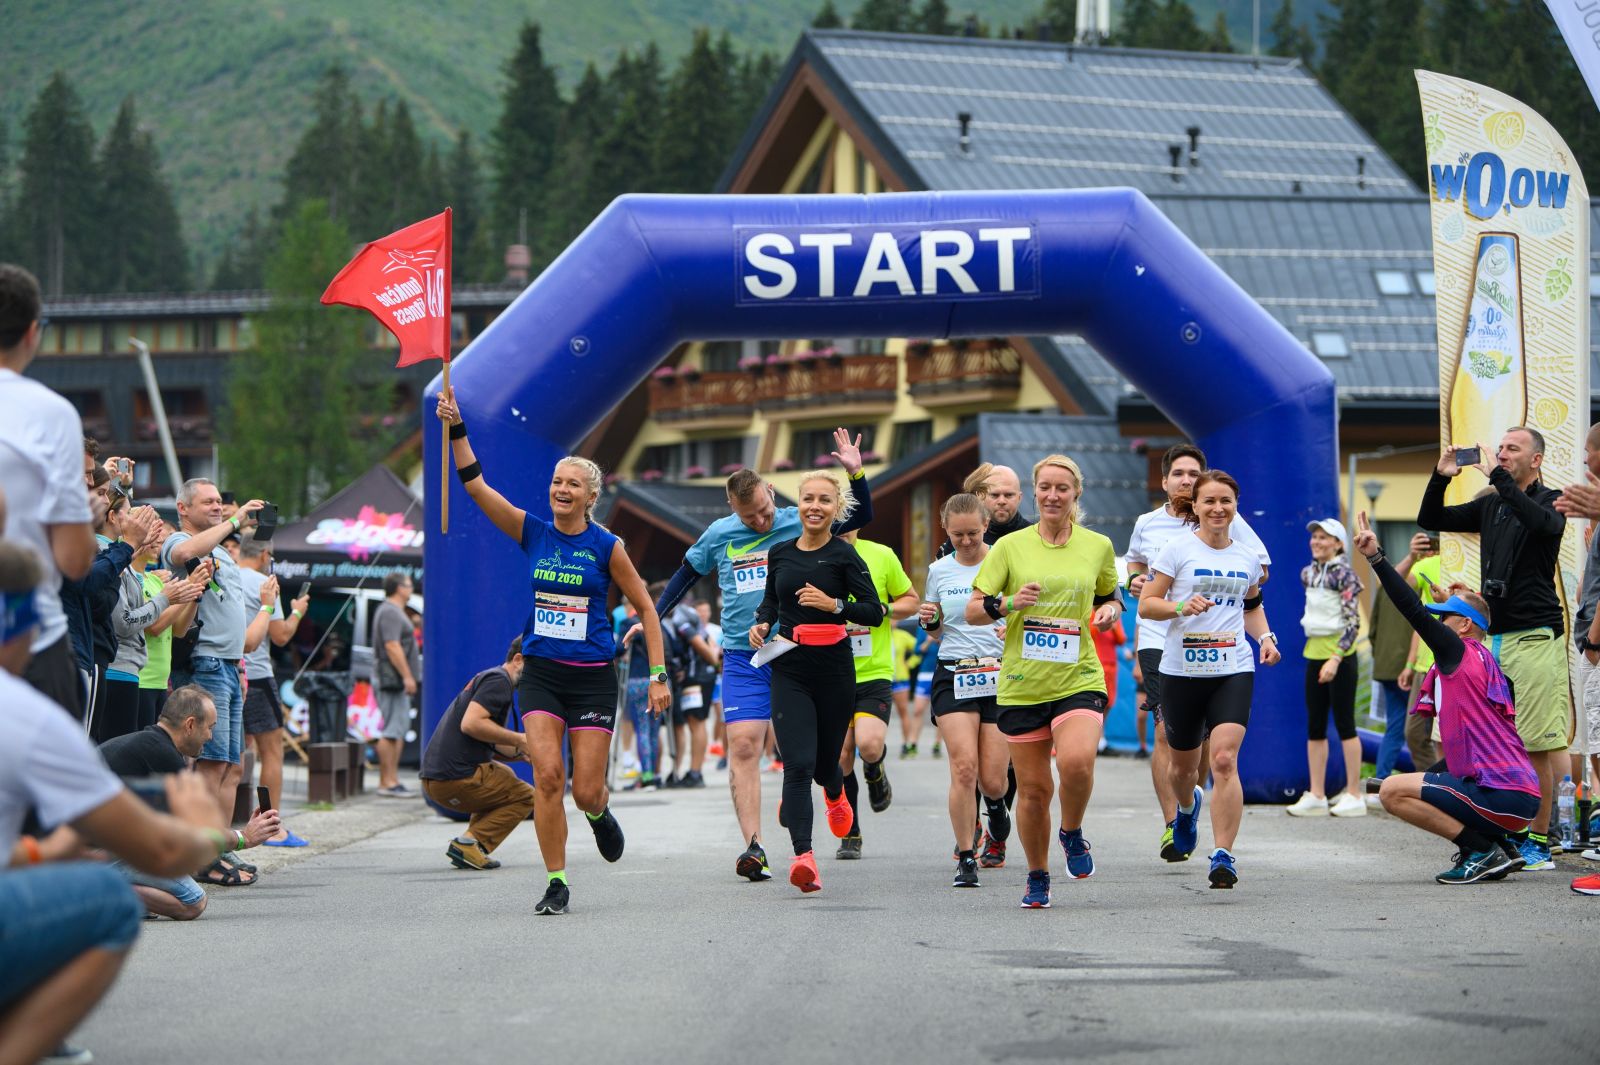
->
<box><xmin>85</xmin><ymin>751</ymin><xmax>1597</xmax><ymax>1064</ymax></box>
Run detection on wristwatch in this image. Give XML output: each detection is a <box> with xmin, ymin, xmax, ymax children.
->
<box><xmin>1581</xmin><ymin>637</ymin><xmax>1600</xmax><ymax>653</ymax></box>
<box><xmin>1259</xmin><ymin>631</ymin><xmax>1278</xmax><ymax>645</ymax></box>
<box><xmin>649</xmin><ymin>673</ymin><xmax>670</xmax><ymax>685</ymax></box>
<box><xmin>832</xmin><ymin>598</ymin><xmax>844</xmax><ymax>614</ymax></box>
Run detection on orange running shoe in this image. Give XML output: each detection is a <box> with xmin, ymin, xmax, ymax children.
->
<box><xmin>790</xmin><ymin>851</ymin><xmax>821</xmax><ymax>893</ymax></box>
<box><xmin>708</xmin><ymin>742</ymin><xmax>725</xmax><ymax>757</ymax></box>
<box><xmin>824</xmin><ymin>788</ymin><xmax>854</xmax><ymax>838</ymax></box>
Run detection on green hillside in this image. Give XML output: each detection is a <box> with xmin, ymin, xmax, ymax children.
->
<box><xmin>0</xmin><ymin>0</ymin><xmax>1045</xmax><ymax>261</ymax></box>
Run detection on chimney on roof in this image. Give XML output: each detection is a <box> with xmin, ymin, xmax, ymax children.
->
<box><xmin>958</xmin><ymin>112</ymin><xmax>973</xmax><ymax>154</ymax></box>
<box><xmin>1291</xmin><ymin>179</ymin><xmax>1303</xmax><ymax>195</ymax></box>
<box><xmin>963</xmin><ymin>15</ymin><xmax>979</xmax><ymax>37</ymax></box>
<box><xmin>1168</xmin><ymin>144</ymin><xmax>1184</xmax><ymax>180</ymax></box>
<box><xmin>1356</xmin><ymin>155</ymin><xmax>1366</xmax><ymax>190</ymax></box>
<box><xmin>1037</xmin><ymin>19</ymin><xmax>1052</xmax><ymax>41</ymax></box>
<box><xmin>1186</xmin><ymin>126</ymin><xmax>1201</xmax><ymax>167</ymax></box>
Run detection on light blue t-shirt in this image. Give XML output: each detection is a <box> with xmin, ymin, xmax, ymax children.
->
<box><xmin>686</xmin><ymin>510</ymin><xmax>809</xmax><ymax>650</ymax></box>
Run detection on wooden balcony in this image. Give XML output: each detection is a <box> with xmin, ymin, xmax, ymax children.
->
<box><xmin>753</xmin><ymin>355</ymin><xmax>898</xmax><ymax>415</ymax></box>
<box><xmin>647</xmin><ymin>371</ymin><xmax>755</xmax><ymax>429</ymax></box>
<box><xmin>905</xmin><ymin>342</ymin><xmax>1022</xmax><ymax>407</ymax></box>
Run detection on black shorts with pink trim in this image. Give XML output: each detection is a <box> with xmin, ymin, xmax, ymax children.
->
<box><xmin>1420</xmin><ymin>771</ymin><xmax>1538</xmax><ymax>839</ymax></box>
<box><xmin>997</xmin><ymin>690</ymin><xmax>1107</xmax><ymax>743</ymax></box>
<box><xmin>517</xmin><ymin>656</ymin><xmax>619</xmax><ymax>734</ymax></box>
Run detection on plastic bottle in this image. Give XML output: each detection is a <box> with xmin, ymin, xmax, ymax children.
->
<box><xmin>1556</xmin><ymin>775</ymin><xmax>1577</xmax><ymax>851</ymax></box>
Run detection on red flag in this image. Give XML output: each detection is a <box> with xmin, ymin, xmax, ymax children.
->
<box><xmin>321</xmin><ymin>209</ymin><xmax>453</xmax><ymax>368</ymax></box>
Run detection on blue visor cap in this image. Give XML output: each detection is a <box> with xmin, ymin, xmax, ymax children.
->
<box><xmin>1425</xmin><ymin>595</ymin><xmax>1489</xmax><ymax>633</ymax></box>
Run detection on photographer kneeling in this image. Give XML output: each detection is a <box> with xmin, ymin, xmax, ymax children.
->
<box><xmin>1352</xmin><ymin>513</ymin><xmax>1540</xmax><ymax>885</ymax></box>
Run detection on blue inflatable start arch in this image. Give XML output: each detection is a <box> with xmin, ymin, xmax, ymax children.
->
<box><xmin>423</xmin><ymin>189</ymin><xmax>1340</xmax><ymax>803</ymax></box>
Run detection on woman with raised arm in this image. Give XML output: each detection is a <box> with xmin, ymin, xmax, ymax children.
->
<box><xmin>437</xmin><ymin>386</ymin><xmax>670</xmax><ymax>916</ymax></box>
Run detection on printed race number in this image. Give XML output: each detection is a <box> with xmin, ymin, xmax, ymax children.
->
<box><xmin>1020</xmin><ymin>616</ymin><xmax>1080</xmax><ymax>664</ymax></box>
<box><xmin>732</xmin><ymin>553</ymin><xmax>768</xmax><ymax>596</ymax></box>
<box><xmin>1180</xmin><ymin>632</ymin><xmax>1238</xmax><ymax>676</ymax></box>
<box><xmin>953</xmin><ymin>663</ymin><xmax>998</xmax><ymax>700</ymax></box>
<box><xmin>680</xmin><ymin>685</ymin><xmax>704</xmax><ymax>710</ymax></box>
<box><xmin>534</xmin><ymin>592</ymin><xmax>589</xmax><ymax>641</ymax></box>
<box><xmin>848</xmin><ymin>625</ymin><xmax>872</xmax><ymax>657</ymax></box>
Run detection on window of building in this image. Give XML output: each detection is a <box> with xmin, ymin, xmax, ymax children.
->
<box><xmin>790</xmin><ymin>424</ymin><xmax>876</xmax><ymax>467</ymax></box>
<box><xmin>1374</xmin><ymin>270</ymin><xmax>1412</xmax><ymax>296</ymax></box>
<box><xmin>702</xmin><ymin>341</ymin><xmax>743</xmax><ymax>372</ymax></box>
<box><xmin>135</xmin><ymin>388</ymin><xmax>207</xmax><ymax>418</ymax></box>
<box><xmin>637</xmin><ymin>444</ymin><xmax>682</xmax><ymax>479</ymax></box>
<box><xmin>852</xmin><ymin>338</ymin><xmax>887</xmax><ymax>355</ymax></box>
<box><xmin>1590</xmin><ymin>274</ymin><xmax>1600</xmax><ymax>298</ymax></box>
<box><xmin>1414</xmin><ymin>270</ymin><xmax>1436</xmax><ymax>296</ymax></box>
<box><xmin>891</xmin><ymin>420</ymin><xmax>933</xmax><ymax>462</ymax></box>
<box><xmin>758</xmin><ymin>340</ymin><xmax>783</xmax><ymax>358</ymax></box>
<box><xmin>708</xmin><ymin>436</ymin><xmax>746</xmax><ymax>472</ymax></box>
<box><xmin>1310</xmin><ymin>332</ymin><xmax>1349</xmax><ymax>358</ymax></box>
<box><xmin>57</xmin><ymin>323</ymin><xmax>101</xmax><ymax>355</ymax></box>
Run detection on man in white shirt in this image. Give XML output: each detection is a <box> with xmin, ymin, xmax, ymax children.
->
<box><xmin>0</xmin><ymin>263</ymin><xmax>98</xmax><ymax>717</ymax></box>
<box><xmin>1125</xmin><ymin>444</ymin><xmax>1271</xmax><ymax>862</ymax></box>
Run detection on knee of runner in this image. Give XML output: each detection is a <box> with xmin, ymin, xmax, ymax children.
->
<box><xmin>949</xmin><ymin>758</ymin><xmax>978</xmax><ymax>789</ymax></box>
<box><xmin>533</xmin><ymin>773</ymin><xmax>565</xmax><ymax>797</ymax></box>
<box><xmin>1055</xmin><ymin>747</ymin><xmax>1094</xmax><ymax>777</ymax></box>
<box><xmin>570</xmin><ymin>782</ymin><xmax>606</xmax><ymax>812</ymax></box>
<box><xmin>1210</xmin><ymin>747</ymin><xmax>1238</xmax><ymax>778</ymax></box>
<box><xmin>1378</xmin><ymin>775</ymin><xmax>1406</xmax><ymax>810</ymax></box>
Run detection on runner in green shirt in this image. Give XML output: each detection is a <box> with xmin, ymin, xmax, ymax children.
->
<box><xmin>834</xmin><ymin>532</ymin><xmax>919</xmax><ymax>859</ymax></box>
<box><xmin>967</xmin><ymin>455</ymin><xmax>1122</xmax><ymax>909</ymax></box>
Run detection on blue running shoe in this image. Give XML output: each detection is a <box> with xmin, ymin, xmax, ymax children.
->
<box><xmin>1021</xmin><ymin>869</ymin><xmax>1051</xmax><ymax>908</ymax></box>
<box><xmin>1172</xmin><ymin>785</ymin><xmax>1203</xmax><ymax>858</ymax></box>
<box><xmin>1059</xmin><ymin>828</ymin><xmax>1095</xmax><ymax>879</ymax></box>
<box><xmin>1517</xmin><ymin>837</ymin><xmax>1554</xmax><ymax>871</ymax></box>
<box><xmin>1207</xmin><ymin>848</ymin><xmax>1237</xmax><ymax>889</ymax></box>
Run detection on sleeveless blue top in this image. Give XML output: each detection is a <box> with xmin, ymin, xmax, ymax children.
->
<box><xmin>519</xmin><ymin>513</ymin><xmax>619</xmax><ymax>664</ymax></box>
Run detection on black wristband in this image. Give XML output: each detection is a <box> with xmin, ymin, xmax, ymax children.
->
<box><xmin>982</xmin><ymin>594</ymin><xmax>1004</xmax><ymax>621</ymax></box>
<box><xmin>1243</xmin><ymin>593</ymin><xmax>1263</xmax><ymax>611</ymax></box>
<box><xmin>456</xmin><ymin>460</ymin><xmax>482</xmax><ymax>484</ymax></box>
<box><xmin>449</xmin><ymin>420</ymin><xmax>468</xmax><ymax>440</ymax></box>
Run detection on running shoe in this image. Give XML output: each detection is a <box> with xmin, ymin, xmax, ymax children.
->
<box><xmin>1172</xmin><ymin>785</ymin><xmax>1203</xmax><ymax>857</ymax></box>
<box><xmin>535</xmin><ymin>880</ymin><xmax>570</xmax><ymax>915</ymax></box>
<box><xmin>1330</xmin><ymin>793</ymin><xmax>1367</xmax><ymax>817</ymax></box>
<box><xmin>836</xmin><ymin>834</ymin><xmax>862</xmax><ymax>860</ymax></box>
<box><xmin>736</xmin><ymin>840</ymin><xmax>772</xmax><ymax>882</ymax></box>
<box><xmin>1583</xmin><ymin>847</ymin><xmax>1600</xmax><ymax>862</ymax></box>
<box><xmin>931</xmin><ymin>741</ymin><xmax>943</xmax><ymax>759</ymax></box>
<box><xmin>979</xmin><ymin>832</ymin><xmax>1007</xmax><ymax>869</ymax></box>
<box><xmin>681</xmin><ymin>770</ymin><xmax>706</xmax><ymax>789</ymax></box>
<box><xmin>662</xmin><ymin>773</ymin><xmax>682</xmax><ymax>789</ymax></box>
<box><xmin>1207</xmin><ymin>848</ymin><xmax>1237</xmax><ymax>889</ymax></box>
<box><xmin>986</xmin><ymin>804</ymin><xmax>1011</xmax><ymax>844</ymax></box>
<box><xmin>708</xmin><ymin>742</ymin><xmax>725</xmax><ymax>757</ymax></box>
<box><xmin>824</xmin><ymin>789</ymin><xmax>854</xmax><ymax>838</ymax></box>
<box><xmin>900</xmin><ymin>743</ymin><xmax>918</xmax><ymax>760</ymax></box>
<box><xmin>1436</xmin><ymin>847</ymin><xmax>1507</xmax><ymax>885</ymax></box>
<box><xmin>446</xmin><ymin>839</ymin><xmax>500</xmax><ymax>870</ymax></box>
<box><xmin>1571</xmin><ymin>873</ymin><xmax>1600</xmax><ymax>896</ymax></box>
<box><xmin>41</xmin><ymin>1044</ymin><xmax>92</xmax><ymax>1065</ymax></box>
<box><xmin>1159</xmin><ymin>823</ymin><xmax>1186</xmax><ymax>862</ymax></box>
<box><xmin>1518</xmin><ymin>837</ymin><xmax>1555</xmax><ymax>871</ymax></box>
<box><xmin>1020</xmin><ymin>869</ymin><xmax>1051</xmax><ymax>908</ymax></box>
<box><xmin>1059</xmin><ymin>828</ymin><xmax>1094</xmax><ymax>879</ymax></box>
<box><xmin>1134</xmin><ymin>748</ymin><xmax>1150</xmax><ymax>760</ymax></box>
<box><xmin>1483</xmin><ymin>837</ymin><xmax>1526</xmax><ymax>881</ymax></box>
<box><xmin>864</xmin><ymin>761</ymin><xmax>893</xmax><ymax>812</ymax></box>
<box><xmin>790</xmin><ymin>851</ymin><xmax>822</xmax><ymax>893</ymax></box>
<box><xmin>1285</xmin><ymin>793</ymin><xmax>1329</xmax><ymax>817</ymax></box>
<box><xmin>588</xmin><ymin>807</ymin><xmax>625</xmax><ymax>863</ymax></box>
<box><xmin>953</xmin><ymin>855</ymin><xmax>980</xmax><ymax>888</ymax></box>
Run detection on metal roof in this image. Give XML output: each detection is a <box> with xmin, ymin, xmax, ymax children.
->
<box><xmin>594</xmin><ymin>481</ymin><xmax>798</xmax><ymax>541</ymax></box>
<box><xmin>977</xmin><ymin>412</ymin><xmax>1150</xmax><ymax>552</ymax></box>
<box><xmin>40</xmin><ymin>283</ymin><xmax>527</xmax><ymax>320</ymax></box>
<box><xmin>804</xmin><ymin>30</ymin><xmax>1416</xmax><ymax>200</ymax></box>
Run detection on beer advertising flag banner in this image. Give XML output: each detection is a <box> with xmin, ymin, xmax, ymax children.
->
<box><xmin>1416</xmin><ymin>70</ymin><xmax>1589</xmax><ymax>744</ymax></box>
<box><xmin>321</xmin><ymin>208</ymin><xmax>452</xmax><ymax>368</ymax></box>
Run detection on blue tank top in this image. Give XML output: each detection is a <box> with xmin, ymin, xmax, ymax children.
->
<box><xmin>519</xmin><ymin>513</ymin><xmax>619</xmax><ymax>664</ymax></box>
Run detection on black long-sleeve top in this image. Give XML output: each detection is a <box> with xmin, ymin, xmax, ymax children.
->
<box><xmin>936</xmin><ymin>511</ymin><xmax>1033</xmax><ymax>559</ymax></box>
<box><xmin>1416</xmin><ymin>466</ymin><xmax>1564</xmax><ymax>634</ymax></box>
<box><xmin>1368</xmin><ymin>551</ymin><xmax>1465</xmax><ymax>676</ymax></box>
<box><xmin>754</xmin><ymin>536</ymin><xmax>885</xmax><ymax>640</ymax></box>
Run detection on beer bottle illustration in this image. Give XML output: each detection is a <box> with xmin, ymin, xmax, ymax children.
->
<box><xmin>1445</xmin><ymin>233</ymin><xmax>1526</xmax><ymax>506</ymax></box>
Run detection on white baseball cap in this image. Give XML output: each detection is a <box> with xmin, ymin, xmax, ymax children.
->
<box><xmin>1306</xmin><ymin>518</ymin><xmax>1348</xmax><ymax>544</ymax></box>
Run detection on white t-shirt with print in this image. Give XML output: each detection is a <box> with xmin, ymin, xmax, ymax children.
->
<box><xmin>1126</xmin><ymin>505</ymin><xmax>1270</xmax><ymax>653</ymax></box>
<box><xmin>1151</xmin><ymin>531</ymin><xmax>1265</xmax><ymax>678</ymax></box>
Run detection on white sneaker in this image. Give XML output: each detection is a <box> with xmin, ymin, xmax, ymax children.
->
<box><xmin>1364</xmin><ymin>794</ymin><xmax>1384</xmax><ymax>810</ymax></box>
<box><xmin>1285</xmin><ymin>793</ymin><xmax>1329</xmax><ymax>817</ymax></box>
<box><xmin>1330</xmin><ymin>793</ymin><xmax>1368</xmax><ymax>817</ymax></box>
<box><xmin>1582</xmin><ymin>847</ymin><xmax>1600</xmax><ymax>862</ymax></box>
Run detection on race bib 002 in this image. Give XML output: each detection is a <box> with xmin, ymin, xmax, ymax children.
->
<box><xmin>1020</xmin><ymin>616</ymin><xmax>1080</xmax><ymax>663</ymax></box>
<box><xmin>953</xmin><ymin>662</ymin><xmax>998</xmax><ymax>700</ymax></box>
<box><xmin>533</xmin><ymin>592</ymin><xmax>589</xmax><ymax>641</ymax></box>
<box><xmin>1181</xmin><ymin>632</ymin><xmax>1238</xmax><ymax>676</ymax></box>
<box><xmin>731</xmin><ymin>552</ymin><xmax>768</xmax><ymax>596</ymax></box>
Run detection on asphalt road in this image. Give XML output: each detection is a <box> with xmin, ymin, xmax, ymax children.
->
<box><xmin>82</xmin><ymin>750</ymin><xmax>1597</xmax><ymax>1064</ymax></box>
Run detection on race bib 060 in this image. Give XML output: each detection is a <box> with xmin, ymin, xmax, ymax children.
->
<box><xmin>1181</xmin><ymin>632</ymin><xmax>1238</xmax><ymax>676</ymax></box>
<box><xmin>1020</xmin><ymin>616</ymin><xmax>1079</xmax><ymax>663</ymax></box>
<box><xmin>534</xmin><ymin>592</ymin><xmax>588</xmax><ymax>641</ymax></box>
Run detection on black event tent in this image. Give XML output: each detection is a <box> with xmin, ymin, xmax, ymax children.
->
<box><xmin>269</xmin><ymin>465</ymin><xmax>424</xmax><ymax>591</ymax></box>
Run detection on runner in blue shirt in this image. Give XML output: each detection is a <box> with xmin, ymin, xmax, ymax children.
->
<box><xmin>438</xmin><ymin>387</ymin><xmax>669</xmax><ymax>917</ymax></box>
<box><xmin>652</xmin><ymin>428</ymin><xmax>872</xmax><ymax>882</ymax></box>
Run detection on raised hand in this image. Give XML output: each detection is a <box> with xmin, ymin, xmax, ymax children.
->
<box><xmin>1352</xmin><ymin>511</ymin><xmax>1380</xmax><ymax>560</ymax></box>
<box><xmin>830</xmin><ymin>427</ymin><xmax>863</xmax><ymax>475</ymax></box>
<box><xmin>436</xmin><ymin>385</ymin><xmax>462</xmax><ymax>426</ymax></box>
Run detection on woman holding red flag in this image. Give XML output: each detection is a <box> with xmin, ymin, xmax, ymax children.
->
<box><xmin>436</xmin><ymin>386</ymin><xmax>669</xmax><ymax>916</ymax></box>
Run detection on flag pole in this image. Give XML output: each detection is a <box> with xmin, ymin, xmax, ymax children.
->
<box><xmin>441</xmin><ymin>357</ymin><xmax>451</xmax><ymax>535</ymax></box>
<box><xmin>441</xmin><ymin>208</ymin><xmax>454</xmax><ymax>536</ymax></box>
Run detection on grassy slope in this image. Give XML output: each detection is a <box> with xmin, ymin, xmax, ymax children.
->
<box><xmin>0</xmin><ymin>0</ymin><xmax>1042</xmax><ymax>260</ymax></box>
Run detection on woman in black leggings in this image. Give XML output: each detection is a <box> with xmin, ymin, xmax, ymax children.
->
<box><xmin>749</xmin><ymin>470</ymin><xmax>885</xmax><ymax>894</ymax></box>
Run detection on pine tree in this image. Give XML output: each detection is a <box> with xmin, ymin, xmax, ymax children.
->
<box><xmin>657</xmin><ymin>29</ymin><xmax>734</xmax><ymax>194</ymax></box>
<box><xmin>915</xmin><ymin>0</ymin><xmax>955</xmax><ymax>36</ymax></box>
<box><xmin>814</xmin><ymin>0</ymin><xmax>845</xmax><ymax>28</ymax></box>
<box><xmin>588</xmin><ymin>45</ymin><xmax>663</xmax><ymax>224</ymax></box>
<box><xmin>490</xmin><ymin>22</ymin><xmax>564</xmax><ymax>259</ymax></box>
<box><xmin>280</xmin><ymin>66</ymin><xmax>364</xmax><ymax>225</ymax></box>
<box><xmin>1150</xmin><ymin>1</ymin><xmax>1206</xmax><ymax>51</ymax></box>
<box><xmin>11</xmin><ymin>72</ymin><xmax>99</xmax><ymax>295</ymax></box>
<box><xmin>1267</xmin><ymin>0</ymin><xmax>1316</xmax><ymax>64</ymax></box>
<box><xmin>853</xmin><ymin>0</ymin><xmax>914</xmax><ymax>32</ymax></box>
<box><xmin>210</xmin><ymin>207</ymin><xmax>269</xmax><ymax>291</ymax></box>
<box><xmin>1204</xmin><ymin>11</ymin><xmax>1233</xmax><ymax>52</ymax></box>
<box><xmin>538</xmin><ymin>62</ymin><xmax>609</xmax><ymax>262</ymax></box>
<box><xmin>1115</xmin><ymin>0</ymin><xmax>1159</xmax><ymax>46</ymax></box>
<box><xmin>1033</xmin><ymin>0</ymin><xmax>1077</xmax><ymax>41</ymax></box>
<box><xmin>1317</xmin><ymin>0</ymin><xmax>1377</xmax><ymax>97</ymax></box>
<box><xmin>95</xmin><ymin>96</ymin><xmax>189</xmax><ymax>293</ymax></box>
<box><xmin>224</xmin><ymin>200</ymin><xmax>386</xmax><ymax>516</ymax></box>
<box><xmin>447</xmin><ymin>131</ymin><xmax>484</xmax><ymax>283</ymax></box>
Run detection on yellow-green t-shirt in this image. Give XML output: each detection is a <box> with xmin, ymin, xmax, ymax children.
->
<box><xmin>892</xmin><ymin>627</ymin><xmax>916</xmax><ymax>682</ymax></box>
<box><xmin>849</xmin><ymin>538</ymin><xmax>913</xmax><ymax>683</ymax></box>
<box><xmin>139</xmin><ymin>571</ymin><xmax>172</xmax><ymax>689</ymax></box>
<box><xmin>973</xmin><ymin>524</ymin><xmax>1119</xmax><ymax>705</ymax></box>
<box><xmin>1410</xmin><ymin>555</ymin><xmax>1442</xmax><ymax>672</ymax></box>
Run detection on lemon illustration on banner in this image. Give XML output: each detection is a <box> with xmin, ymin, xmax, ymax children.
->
<box><xmin>1534</xmin><ymin>397</ymin><xmax>1569</xmax><ymax>431</ymax></box>
<box><xmin>1485</xmin><ymin>110</ymin><xmax>1525</xmax><ymax>149</ymax></box>
<box><xmin>1544</xmin><ymin>258</ymin><xmax>1572</xmax><ymax>304</ymax></box>
<box><xmin>1441</xmin><ymin>538</ymin><xmax>1466</xmax><ymax>575</ymax></box>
